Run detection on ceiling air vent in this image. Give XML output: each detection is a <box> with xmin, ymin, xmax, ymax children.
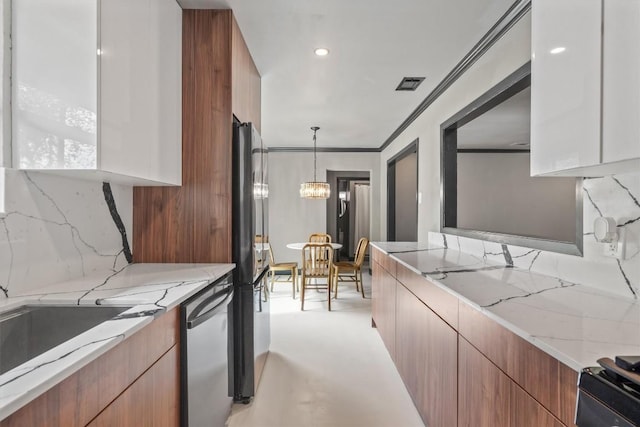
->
<box><xmin>395</xmin><ymin>77</ymin><xmax>425</xmax><ymax>91</ymax></box>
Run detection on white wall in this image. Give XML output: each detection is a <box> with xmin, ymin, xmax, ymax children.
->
<box><xmin>379</xmin><ymin>13</ymin><xmax>532</xmax><ymax>242</ymax></box>
<box><xmin>457</xmin><ymin>152</ymin><xmax>576</xmax><ymax>241</ymax></box>
<box><xmin>376</xmin><ymin>11</ymin><xmax>638</xmax><ymax>297</ymax></box>
<box><xmin>268</xmin><ymin>151</ymin><xmax>380</xmax><ymax>265</ymax></box>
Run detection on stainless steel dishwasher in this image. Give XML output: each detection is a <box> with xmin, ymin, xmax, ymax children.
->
<box><xmin>181</xmin><ymin>272</ymin><xmax>234</xmax><ymax>427</ymax></box>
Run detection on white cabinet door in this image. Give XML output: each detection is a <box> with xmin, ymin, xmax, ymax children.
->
<box><xmin>12</xmin><ymin>0</ymin><xmax>181</xmax><ymax>185</ymax></box>
<box><xmin>13</xmin><ymin>0</ymin><xmax>98</xmax><ymax>169</ymax></box>
<box><xmin>100</xmin><ymin>0</ymin><xmax>182</xmax><ymax>185</ymax></box>
<box><xmin>602</xmin><ymin>0</ymin><xmax>640</xmax><ymax>164</ymax></box>
<box><xmin>531</xmin><ymin>0</ymin><xmax>602</xmax><ymax>176</ymax></box>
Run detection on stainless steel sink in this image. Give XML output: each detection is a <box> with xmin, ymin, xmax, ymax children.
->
<box><xmin>0</xmin><ymin>305</ymin><xmax>131</xmax><ymax>375</ymax></box>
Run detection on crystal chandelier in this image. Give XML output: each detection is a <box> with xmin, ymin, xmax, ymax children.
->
<box><xmin>300</xmin><ymin>126</ymin><xmax>331</xmax><ymax>199</ymax></box>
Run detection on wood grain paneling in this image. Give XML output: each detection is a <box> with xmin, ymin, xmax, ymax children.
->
<box><xmin>458</xmin><ymin>301</ymin><xmax>576</xmax><ymax>425</ymax></box>
<box><xmin>1</xmin><ymin>309</ymin><xmax>179</xmax><ymax>426</ymax></box>
<box><xmin>371</xmin><ymin>246</ymin><xmax>381</xmax><ymax>265</ymax></box>
<box><xmin>231</xmin><ymin>16</ymin><xmax>261</xmax><ymax>131</ymax></box>
<box><xmin>396</xmin><ymin>262</ymin><xmax>459</xmax><ymax>329</ymax></box>
<box><xmin>396</xmin><ymin>283</ymin><xmax>457</xmax><ymax>427</ymax></box>
<box><xmin>558</xmin><ymin>362</ymin><xmax>579</xmax><ymax>427</ymax></box>
<box><xmin>371</xmin><ymin>260</ymin><xmax>397</xmax><ymax>360</ymax></box>
<box><xmin>511</xmin><ymin>383</ymin><xmax>564</xmax><ymax>427</ymax></box>
<box><xmin>88</xmin><ymin>345</ymin><xmax>179</xmax><ymax>427</ymax></box>
<box><xmin>134</xmin><ymin>10</ymin><xmax>234</xmax><ymax>263</ymax></box>
<box><xmin>458</xmin><ymin>337</ymin><xmax>511</xmax><ymax>427</ymax></box>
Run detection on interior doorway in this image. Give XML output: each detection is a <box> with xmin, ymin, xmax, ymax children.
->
<box><xmin>387</xmin><ymin>140</ymin><xmax>418</xmax><ymax>241</ymax></box>
<box><xmin>326</xmin><ymin>171</ymin><xmax>370</xmax><ymax>260</ymax></box>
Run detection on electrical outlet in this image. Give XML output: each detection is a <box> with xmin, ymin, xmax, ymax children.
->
<box><xmin>603</xmin><ymin>239</ymin><xmax>625</xmax><ymax>259</ymax></box>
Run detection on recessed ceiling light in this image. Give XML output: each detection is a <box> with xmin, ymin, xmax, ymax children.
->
<box><xmin>550</xmin><ymin>47</ymin><xmax>566</xmax><ymax>55</ymax></box>
<box><xmin>314</xmin><ymin>48</ymin><xmax>329</xmax><ymax>56</ymax></box>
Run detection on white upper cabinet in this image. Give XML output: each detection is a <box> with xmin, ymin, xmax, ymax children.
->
<box><xmin>13</xmin><ymin>0</ymin><xmax>182</xmax><ymax>186</ymax></box>
<box><xmin>602</xmin><ymin>0</ymin><xmax>640</xmax><ymax>164</ymax></box>
<box><xmin>531</xmin><ymin>0</ymin><xmax>640</xmax><ymax>177</ymax></box>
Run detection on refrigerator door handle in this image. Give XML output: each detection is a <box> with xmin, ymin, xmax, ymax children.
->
<box><xmin>187</xmin><ymin>287</ymin><xmax>233</xmax><ymax>329</ymax></box>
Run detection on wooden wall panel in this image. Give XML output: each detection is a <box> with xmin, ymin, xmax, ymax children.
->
<box><xmin>231</xmin><ymin>16</ymin><xmax>261</xmax><ymax>132</ymax></box>
<box><xmin>1</xmin><ymin>309</ymin><xmax>179</xmax><ymax>427</ymax></box>
<box><xmin>133</xmin><ymin>10</ymin><xmax>234</xmax><ymax>263</ymax></box>
<box><xmin>396</xmin><ymin>262</ymin><xmax>459</xmax><ymax>329</ymax></box>
<box><xmin>88</xmin><ymin>346</ymin><xmax>180</xmax><ymax>427</ymax></box>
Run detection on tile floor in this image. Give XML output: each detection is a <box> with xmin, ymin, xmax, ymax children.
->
<box><xmin>226</xmin><ymin>269</ymin><xmax>424</xmax><ymax>427</ymax></box>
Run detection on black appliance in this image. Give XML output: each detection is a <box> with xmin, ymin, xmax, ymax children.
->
<box><xmin>576</xmin><ymin>357</ymin><xmax>640</xmax><ymax>427</ymax></box>
<box><xmin>229</xmin><ymin>120</ymin><xmax>270</xmax><ymax>403</ymax></box>
<box><xmin>180</xmin><ymin>273</ymin><xmax>234</xmax><ymax>427</ymax></box>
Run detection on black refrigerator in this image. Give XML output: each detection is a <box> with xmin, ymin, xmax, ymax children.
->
<box><xmin>229</xmin><ymin>120</ymin><xmax>270</xmax><ymax>403</ymax></box>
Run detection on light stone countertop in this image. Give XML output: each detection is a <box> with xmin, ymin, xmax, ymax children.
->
<box><xmin>371</xmin><ymin>241</ymin><xmax>640</xmax><ymax>372</ymax></box>
<box><xmin>0</xmin><ymin>263</ymin><xmax>234</xmax><ymax>421</ymax></box>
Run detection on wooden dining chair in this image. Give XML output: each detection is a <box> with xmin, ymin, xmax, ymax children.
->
<box><xmin>309</xmin><ymin>233</ymin><xmax>331</xmax><ymax>243</ymax></box>
<box><xmin>255</xmin><ymin>235</ymin><xmax>269</xmax><ymax>272</ymax></box>
<box><xmin>332</xmin><ymin>237</ymin><xmax>369</xmax><ymax>299</ymax></box>
<box><xmin>267</xmin><ymin>243</ymin><xmax>298</xmax><ymax>298</ymax></box>
<box><xmin>300</xmin><ymin>243</ymin><xmax>334</xmax><ymax>310</ymax></box>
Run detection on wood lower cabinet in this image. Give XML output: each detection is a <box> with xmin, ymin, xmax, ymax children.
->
<box><xmin>396</xmin><ymin>284</ymin><xmax>457</xmax><ymax>427</ymax></box>
<box><xmin>1</xmin><ymin>309</ymin><xmax>179</xmax><ymax>427</ymax></box>
<box><xmin>88</xmin><ymin>345</ymin><xmax>179</xmax><ymax>427</ymax></box>
<box><xmin>458</xmin><ymin>300</ymin><xmax>578</xmax><ymax>426</ymax></box>
<box><xmin>511</xmin><ymin>382</ymin><xmax>564</xmax><ymax>427</ymax></box>
<box><xmin>459</xmin><ymin>337</ymin><xmax>511</xmax><ymax>427</ymax></box>
<box><xmin>370</xmin><ymin>248</ymin><xmax>579</xmax><ymax>427</ymax></box>
<box><xmin>371</xmin><ymin>259</ymin><xmax>397</xmax><ymax>359</ymax></box>
<box><xmin>459</xmin><ymin>338</ymin><xmax>564</xmax><ymax>427</ymax></box>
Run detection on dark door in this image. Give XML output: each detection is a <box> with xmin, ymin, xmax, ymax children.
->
<box><xmin>387</xmin><ymin>140</ymin><xmax>418</xmax><ymax>241</ymax></box>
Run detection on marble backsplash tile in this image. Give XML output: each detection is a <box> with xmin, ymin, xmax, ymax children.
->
<box><xmin>0</xmin><ymin>169</ymin><xmax>131</xmax><ymax>297</ymax></box>
<box><xmin>430</xmin><ymin>172</ymin><xmax>640</xmax><ymax>299</ymax></box>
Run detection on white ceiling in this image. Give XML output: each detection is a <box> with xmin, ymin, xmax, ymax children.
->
<box><xmin>178</xmin><ymin>0</ymin><xmax>516</xmax><ymax>149</ymax></box>
<box><xmin>457</xmin><ymin>87</ymin><xmax>531</xmax><ymax>150</ymax></box>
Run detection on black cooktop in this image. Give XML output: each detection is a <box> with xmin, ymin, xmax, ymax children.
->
<box><xmin>579</xmin><ymin>357</ymin><xmax>640</xmax><ymax>426</ymax></box>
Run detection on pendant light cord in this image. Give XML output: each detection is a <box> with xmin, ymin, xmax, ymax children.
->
<box><xmin>313</xmin><ymin>128</ymin><xmax>317</xmax><ymax>182</ymax></box>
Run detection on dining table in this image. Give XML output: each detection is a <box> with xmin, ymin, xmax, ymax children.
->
<box><xmin>286</xmin><ymin>242</ymin><xmax>343</xmax><ymax>250</ymax></box>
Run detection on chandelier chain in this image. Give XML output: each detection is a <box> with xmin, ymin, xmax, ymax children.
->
<box><xmin>313</xmin><ymin>128</ymin><xmax>317</xmax><ymax>182</ymax></box>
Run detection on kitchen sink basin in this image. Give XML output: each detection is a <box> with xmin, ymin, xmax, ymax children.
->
<box><xmin>0</xmin><ymin>305</ymin><xmax>132</xmax><ymax>376</ymax></box>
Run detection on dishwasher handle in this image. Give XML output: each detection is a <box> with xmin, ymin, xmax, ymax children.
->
<box><xmin>186</xmin><ymin>286</ymin><xmax>233</xmax><ymax>330</ymax></box>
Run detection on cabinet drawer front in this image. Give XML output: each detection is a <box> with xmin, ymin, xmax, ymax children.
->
<box><xmin>396</xmin><ymin>262</ymin><xmax>459</xmax><ymax>330</ymax></box>
<box><xmin>396</xmin><ymin>284</ymin><xmax>457</xmax><ymax>427</ymax></box>
<box><xmin>458</xmin><ymin>302</ymin><xmax>577</xmax><ymax>425</ymax></box>
<box><xmin>458</xmin><ymin>337</ymin><xmax>511</xmax><ymax>427</ymax></box>
<box><xmin>371</xmin><ymin>248</ymin><xmax>397</xmax><ymax>277</ymax></box>
<box><xmin>88</xmin><ymin>345</ymin><xmax>180</xmax><ymax>427</ymax></box>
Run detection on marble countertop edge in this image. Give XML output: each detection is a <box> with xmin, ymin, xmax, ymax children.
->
<box><xmin>386</xmin><ymin>255</ymin><xmax>585</xmax><ymax>368</ymax></box>
<box><xmin>371</xmin><ymin>242</ymin><xmax>639</xmax><ymax>372</ymax></box>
